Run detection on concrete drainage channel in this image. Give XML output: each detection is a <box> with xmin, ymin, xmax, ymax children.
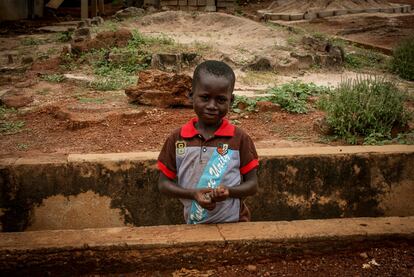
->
<box><xmin>0</xmin><ymin>145</ymin><xmax>413</xmax><ymax>274</ymax></box>
<box><xmin>0</xmin><ymin>217</ymin><xmax>413</xmax><ymax>275</ymax></box>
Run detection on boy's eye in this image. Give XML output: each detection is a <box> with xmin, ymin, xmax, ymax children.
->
<box><xmin>200</xmin><ymin>95</ymin><xmax>208</xmax><ymax>101</ymax></box>
<box><xmin>217</xmin><ymin>97</ymin><xmax>227</xmax><ymax>104</ymax></box>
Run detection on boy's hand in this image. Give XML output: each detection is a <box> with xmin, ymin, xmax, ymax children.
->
<box><xmin>193</xmin><ymin>188</ymin><xmax>216</xmax><ymax>211</ymax></box>
<box><xmin>210</xmin><ymin>185</ymin><xmax>229</xmax><ymax>202</ymax></box>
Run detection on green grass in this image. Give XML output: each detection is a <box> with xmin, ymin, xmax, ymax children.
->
<box><xmin>320</xmin><ymin>76</ymin><xmax>409</xmax><ymax>144</ymax></box>
<box><xmin>77</xmin><ymin>97</ymin><xmax>105</xmax><ymax>104</ymax></box>
<box><xmin>0</xmin><ymin>120</ymin><xmax>25</xmax><ymax>135</ymax></box>
<box><xmin>345</xmin><ymin>49</ymin><xmax>387</xmax><ymax>70</ymax></box>
<box><xmin>264</xmin><ymin>81</ymin><xmax>330</xmax><ymax>114</ymax></box>
<box><xmin>21</xmin><ymin>37</ymin><xmax>42</xmax><ymax>46</ymax></box>
<box><xmin>40</xmin><ymin>74</ymin><xmax>66</xmax><ymax>83</ymax></box>
<box><xmin>55</xmin><ymin>31</ymin><xmax>73</xmax><ymax>43</ymax></box>
<box><xmin>391</xmin><ymin>36</ymin><xmax>414</xmax><ymax>81</ymax></box>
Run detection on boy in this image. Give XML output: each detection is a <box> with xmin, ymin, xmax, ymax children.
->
<box><xmin>157</xmin><ymin>60</ymin><xmax>258</xmax><ymax>224</ymax></box>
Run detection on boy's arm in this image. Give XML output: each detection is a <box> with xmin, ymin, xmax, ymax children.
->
<box><xmin>158</xmin><ymin>172</ymin><xmax>216</xmax><ymax>210</ymax></box>
<box><xmin>211</xmin><ymin>169</ymin><xmax>258</xmax><ymax>201</ymax></box>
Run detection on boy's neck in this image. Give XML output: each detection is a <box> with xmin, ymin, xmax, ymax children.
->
<box><xmin>195</xmin><ymin>119</ymin><xmax>223</xmax><ymax>139</ymax></box>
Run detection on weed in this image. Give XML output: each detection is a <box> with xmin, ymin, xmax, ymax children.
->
<box><xmin>90</xmin><ymin>71</ymin><xmax>137</xmax><ymax>91</ymax></box>
<box><xmin>77</xmin><ymin>97</ymin><xmax>105</xmax><ymax>104</ymax></box>
<box><xmin>56</xmin><ymin>31</ymin><xmax>73</xmax><ymax>43</ymax></box>
<box><xmin>345</xmin><ymin>49</ymin><xmax>387</xmax><ymax>70</ymax></box>
<box><xmin>265</xmin><ymin>81</ymin><xmax>330</xmax><ymax>113</ymax></box>
<box><xmin>391</xmin><ymin>36</ymin><xmax>414</xmax><ymax>81</ymax></box>
<box><xmin>40</xmin><ymin>74</ymin><xmax>66</xmax><ymax>83</ymax></box>
<box><xmin>0</xmin><ymin>120</ymin><xmax>25</xmax><ymax>135</ymax></box>
<box><xmin>17</xmin><ymin>143</ymin><xmax>29</xmax><ymax>150</ymax></box>
<box><xmin>232</xmin><ymin>96</ymin><xmax>258</xmax><ymax>113</ymax></box>
<box><xmin>0</xmin><ymin>106</ymin><xmax>16</xmax><ymax>119</ymax></box>
<box><xmin>21</xmin><ymin>37</ymin><xmax>41</xmax><ymax>46</ymax></box>
<box><xmin>37</xmin><ymin>88</ymin><xmax>52</xmax><ymax>95</ymax></box>
<box><xmin>322</xmin><ymin>76</ymin><xmax>409</xmax><ymax>144</ymax></box>
<box><xmin>240</xmin><ymin>71</ymin><xmax>278</xmax><ymax>86</ymax></box>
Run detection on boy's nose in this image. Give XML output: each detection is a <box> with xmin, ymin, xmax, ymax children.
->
<box><xmin>206</xmin><ymin>99</ymin><xmax>217</xmax><ymax>109</ymax></box>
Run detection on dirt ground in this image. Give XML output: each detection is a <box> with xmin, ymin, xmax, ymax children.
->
<box><xmin>0</xmin><ymin>6</ymin><xmax>413</xmax><ymax>156</ymax></box>
<box><xmin>96</xmin><ymin>243</ymin><xmax>414</xmax><ymax>276</ymax></box>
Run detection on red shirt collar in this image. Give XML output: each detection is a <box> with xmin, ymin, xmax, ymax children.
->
<box><xmin>181</xmin><ymin>118</ymin><xmax>235</xmax><ymax>138</ymax></box>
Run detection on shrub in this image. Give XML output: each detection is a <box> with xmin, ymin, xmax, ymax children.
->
<box><xmin>391</xmin><ymin>36</ymin><xmax>414</xmax><ymax>81</ymax></box>
<box><xmin>322</xmin><ymin>76</ymin><xmax>409</xmax><ymax>144</ymax></box>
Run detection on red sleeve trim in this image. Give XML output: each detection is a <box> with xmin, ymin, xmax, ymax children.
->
<box><xmin>240</xmin><ymin>159</ymin><xmax>259</xmax><ymax>175</ymax></box>
<box><xmin>157</xmin><ymin>161</ymin><xmax>177</xmax><ymax>180</ymax></box>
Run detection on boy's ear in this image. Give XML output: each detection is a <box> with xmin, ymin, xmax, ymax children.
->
<box><xmin>188</xmin><ymin>91</ymin><xmax>194</xmax><ymax>104</ymax></box>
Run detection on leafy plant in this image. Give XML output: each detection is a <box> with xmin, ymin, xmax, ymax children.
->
<box><xmin>345</xmin><ymin>49</ymin><xmax>386</xmax><ymax>70</ymax></box>
<box><xmin>391</xmin><ymin>36</ymin><xmax>414</xmax><ymax>81</ymax></box>
<box><xmin>21</xmin><ymin>37</ymin><xmax>41</xmax><ymax>46</ymax></box>
<box><xmin>321</xmin><ymin>76</ymin><xmax>409</xmax><ymax>144</ymax></box>
<box><xmin>56</xmin><ymin>31</ymin><xmax>73</xmax><ymax>43</ymax></box>
<box><xmin>264</xmin><ymin>81</ymin><xmax>330</xmax><ymax>113</ymax></box>
<box><xmin>40</xmin><ymin>74</ymin><xmax>66</xmax><ymax>83</ymax></box>
<box><xmin>232</xmin><ymin>96</ymin><xmax>258</xmax><ymax>113</ymax></box>
<box><xmin>0</xmin><ymin>120</ymin><xmax>25</xmax><ymax>135</ymax></box>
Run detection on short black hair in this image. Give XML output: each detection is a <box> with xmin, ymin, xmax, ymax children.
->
<box><xmin>191</xmin><ymin>60</ymin><xmax>235</xmax><ymax>96</ymax></box>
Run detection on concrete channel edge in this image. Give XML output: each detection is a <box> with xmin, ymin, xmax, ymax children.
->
<box><xmin>0</xmin><ymin>217</ymin><xmax>413</xmax><ymax>274</ymax></box>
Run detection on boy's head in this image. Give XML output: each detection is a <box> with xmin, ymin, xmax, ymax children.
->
<box><xmin>190</xmin><ymin>60</ymin><xmax>235</xmax><ymax>126</ymax></box>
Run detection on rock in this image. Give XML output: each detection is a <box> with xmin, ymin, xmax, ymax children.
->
<box><xmin>115</xmin><ymin>7</ymin><xmax>145</xmax><ymax>20</ymax></box>
<box><xmin>71</xmin><ymin>29</ymin><xmax>132</xmax><ymax>54</ymax></box>
<box><xmin>151</xmin><ymin>53</ymin><xmax>182</xmax><ymax>73</ymax></box>
<box><xmin>360</xmin><ymin>252</ymin><xmax>369</xmax><ymax>259</ymax></box>
<box><xmin>246</xmin><ymin>264</ymin><xmax>257</xmax><ymax>272</ymax></box>
<box><xmin>315</xmin><ymin>45</ymin><xmax>344</xmax><ymax>68</ymax></box>
<box><xmin>313</xmin><ymin>117</ymin><xmax>333</xmax><ymax>136</ymax></box>
<box><xmin>146</xmin><ymin>6</ymin><xmax>157</xmax><ymax>13</ymax></box>
<box><xmin>242</xmin><ymin>57</ymin><xmax>273</xmax><ymax>72</ymax></box>
<box><xmin>21</xmin><ymin>56</ymin><xmax>34</xmax><ymax>65</ymax></box>
<box><xmin>302</xmin><ymin>35</ymin><xmax>328</xmax><ymax>52</ymax></box>
<box><xmin>0</xmin><ymin>89</ymin><xmax>34</xmax><ymax>108</ymax></box>
<box><xmin>290</xmin><ymin>52</ymin><xmax>314</xmax><ymax>69</ymax></box>
<box><xmin>256</xmin><ymin>101</ymin><xmax>281</xmax><ymax>113</ymax></box>
<box><xmin>72</xmin><ymin>27</ymin><xmax>91</xmax><ymax>42</ymax></box>
<box><xmin>92</xmin><ymin>16</ymin><xmax>104</xmax><ymax>25</ymax></box>
<box><xmin>124</xmin><ymin>70</ymin><xmax>192</xmax><ymax>108</ymax></box>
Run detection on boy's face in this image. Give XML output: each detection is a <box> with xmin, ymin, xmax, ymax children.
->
<box><xmin>192</xmin><ymin>71</ymin><xmax>233</xmax><ymax>126</ymax></box>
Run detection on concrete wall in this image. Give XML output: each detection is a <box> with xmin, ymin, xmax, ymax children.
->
<box><xmin>0</xmin><ymin>0</ymin><xmax>28</xmax><ymax>21</ymax></box>
<box><xmin>0</xmin><ymin>146</ymin><xmax>413</xmax><ymax>232</ymax></box>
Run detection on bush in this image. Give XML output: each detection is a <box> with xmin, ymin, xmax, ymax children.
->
<box><xmin>322</xmin><ymin>76</ymin><xmax>409</xmax><ymax>144</ymax></box>
<box><xmin>391</xmin><ymin>36</ymin><xmax>414</xmax><ymax>81</ymax></box>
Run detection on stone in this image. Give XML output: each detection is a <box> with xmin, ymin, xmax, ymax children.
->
<box><xmin>289</xmin><ymin>13</ymin><xmax>304</xmax><ymax>21</ymax></box>
<box><xmin>151</xmin><ymin>53</ymin><xmax>182</xmax><ymax>72</ymax></box>
<box><xmin>92</xmin><ymin>16</ymin><xmax>104</xmax><ymax>24</ymax></box>
<box><xmin>317</xmin><ymin>10</ymin><xmax>334</xmax><ymax>18</ymax></box>
<box><xmin>72</xmin><ymin>27</ymin><xmax>91</xmax><ymax>42</ymax></box>
<box><xmin>242</xmin><ymin>57</ymin><xmax>273</xmax><ymax>72</ymax></box>
<box><xmin>21</xmin><ymin>56</ymin><xmax>34</xmax><ymax>65</ymax></box>
<box><xmin>115</xmin><ymin>7</ymin><xmax>145</xmax><ymax>20</ymax></box>
<box><xmin>204</xmin><ymin>5</ymin><xmax>216</xmax><ymax>12</ymax></box>
<box><xmin>304</xmin><ymin>12</ymin><xmax>316</xmax><ymax>20</ymax></box>
<box><xmin>313</xmin><ymin>117</ymin><xmax>333</xmax><ymax>136</ymax></box>
<box><xmin>302</xmin><ymin>35</ymin><xmax>329</xmax><ymax>52</ymax></box>
<box><xmin>247</xmin><ymin>265</ymin><xmax>257</xmax><ymax>272</ymax></box>
<box><xmin>290</xmin><ymin>52</ymin><xmax>314</xmax><ymax>69</ymax></box>
<box><xmin>256</xmin><ymin>101</ymin><xmax>281</xmax><ymax>113</ymax></box>
<box><xmin>124</xmin><ymin>70</ymin><xmax>192</xmax><ymax>108</ymax></box>
<box><xmin>71</xmin><ymin>29</ymin><xmax>132</xmax><ymax>54</ymax></box>
<box><xmin>334</xmin><ymin>10</ymin><xmax>347</xmax><ymax>16</ymax></box>
<box><xmin>0</xmin><ymin>89</ymin><xmax>34</xmax><ymax>108</ymax></box>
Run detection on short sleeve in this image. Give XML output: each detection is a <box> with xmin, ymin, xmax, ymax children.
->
<box><xmin>157</xmin><ymin>132</ymin><xmax>178</xmax><ymax>180</ymax></box>
<box><xmin>239</xmin><ymin>131</ymin><xmax>259</xmax><ymax>175</ymax></box>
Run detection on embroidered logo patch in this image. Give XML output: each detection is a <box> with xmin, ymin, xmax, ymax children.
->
<box><xmin>176</xmin><ymin>141</ymin><xmax>186</xmax><ymax>156</ymax></box>
<box><xmin>217</xmin><ymin>143</ymin><xmax>228</xmax><ymax>156</ymax></box>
